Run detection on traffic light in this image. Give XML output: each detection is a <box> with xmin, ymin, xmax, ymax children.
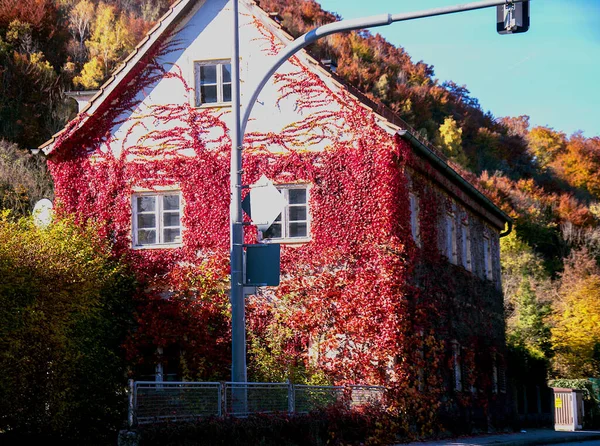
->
<box><xmin>497</xmin><ymin>1</ymin><xmax>529</xmax><ymax>34</ymax></box>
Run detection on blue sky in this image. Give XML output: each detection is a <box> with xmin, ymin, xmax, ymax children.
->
<box><xmin>317</xmin><ymin>0</ymin><xmax>600</xmax><ymax>137</ymax></box>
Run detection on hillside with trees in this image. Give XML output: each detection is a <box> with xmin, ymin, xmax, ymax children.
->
<box><xmin>1</xmin><ymin>0</ymin><xmax>600</xmax><ymax>383</ymax></box>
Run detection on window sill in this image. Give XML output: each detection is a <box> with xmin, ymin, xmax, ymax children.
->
<box><xmin>196</xmin><ymin>102</ymin><xmax>232</xmax><ymax>109</ymax></box>
<box><xmin>132</xmin><ymin>243</ymin><xmax>183</xmax><ymax>250</ymax></box>
<box><xmin>262</xmin><ymin>237</ymin><xmax>311</xmax><ymax>245</ymax></box>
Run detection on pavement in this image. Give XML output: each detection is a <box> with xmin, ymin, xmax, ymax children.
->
<box><xmin>402</xmin><ymin>429</ymin><xmax>600</xmax><ymax>445</ymax></box>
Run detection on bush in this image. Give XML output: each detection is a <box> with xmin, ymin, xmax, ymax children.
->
<box><xmin>137</xmin><ymin>403</ymin><xmax>400</xmax><ymax>446</ymax></box>
<box><xmin>0</xmin><ymin>213</ymin><xmax>136</xmax><ymax>443</ymax></box>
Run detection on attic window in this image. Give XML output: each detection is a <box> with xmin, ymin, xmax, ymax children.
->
<box><xmin>194</xmin><ymin>60</ymin><xmax>232</xmax><ymax>106</ymax></box>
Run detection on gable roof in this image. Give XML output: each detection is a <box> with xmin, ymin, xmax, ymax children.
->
<box><xmin>39</xmin><ymin>0</ymin><xmax>198</xmax><ymax>154</ymax></box>
<box><xmin>39</xmin><ymin>0</ymin><xmax>511</xmax><ymax>231</ymax></box>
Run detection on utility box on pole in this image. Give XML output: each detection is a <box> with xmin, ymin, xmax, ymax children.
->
<box><xmin>552</xmin><ymin>388</ymin><xmax>585</xmax><ymax>431</ymax></box>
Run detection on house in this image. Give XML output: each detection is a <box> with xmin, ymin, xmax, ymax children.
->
<box><xmin>41</xmin><ymin>0</ymin><xmax>513</xmax><ymax>429</ymax></box>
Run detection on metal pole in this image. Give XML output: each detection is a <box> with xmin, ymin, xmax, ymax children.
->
<box><xmin>128</xmin><ymin>379</ymin><xmax>135</xmax><ymax>428</ymax></box>
<box><xmin>240</xmin><ymin>0</ymin><xmax>527</xmax><ymax>135</ymax></box>
<box><xmin>230</xmin><ymin>0</ymin><xmax>246</xmax><ymax>384</ymax></box>
<box><xmin>230</xmin><ymin>0</ymin><xmax>527</xmax><ymax>386</ymax></box>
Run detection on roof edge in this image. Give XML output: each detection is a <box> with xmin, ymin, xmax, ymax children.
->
<box><xmin>40</xmin><ymin>0</ymin><xmax>197</xmax><ymax>155</ymax></box>
<box><xmin>398</xmin><ymin>129</ymin><xmax>512</xmax><ymax>232</ymax></box>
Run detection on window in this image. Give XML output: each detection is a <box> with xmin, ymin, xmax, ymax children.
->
<box><xmin>492</xmin><ymin>353</ymin><xmax>499</xmax><ymax>394</ymax></box>
<box><xmin>263</xmin><ymin>186</ymin><xmax>310</xmax><ymax>240</ymax></box>
<box><xmin>452</xmin><ymin>341</ymin><xmax>462</xmax><ymax>391</ymax></box>
<box><xmin>483</xmin><ymin>233</ymin><xmax>493</xmax><ymax>280</ymax></box>
<box><xmin>461</xmin><ymin>219</ymin><xmax>472</xmax><ymax>271</ymax></box>
<box><xmin>194</xmin><ymin>60</ymin><xmax>232</xmax><ymax>106</ymax></box>
<box><xmin>133</xmin><ymin>192</ymin><xmax>182</xmax><ymax>247</ymax></box>
<box><xmin>444</xmin><ymin>211</ymin><xmax>457</xmax><ymax>264</ymax></box>
<box><xmin>409</xmin><ymin>192</ymin><xmax>420</xmax><ymax>245</ymax></box>
<box><xmin>498</xmin><ymin>354</ymin><xmax>507</xmax><ymax>393</ymax></box>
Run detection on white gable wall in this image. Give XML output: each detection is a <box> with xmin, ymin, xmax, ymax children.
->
<box><xmin>105</xmin><ymin>0</ymin><xmax>376</xmax><ymax>160</ymax></box>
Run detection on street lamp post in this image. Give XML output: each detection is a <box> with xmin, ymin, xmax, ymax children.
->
<box><xmin>230</xmin><ymin>0</ymin><xmax>529</xmax><ymax>384</ymax></box>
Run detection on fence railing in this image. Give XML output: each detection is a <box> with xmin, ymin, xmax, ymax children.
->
<box><xmin>129</xmin><ymin>381</ymin><xmax>385</xmax><ymax>426</ymax></box>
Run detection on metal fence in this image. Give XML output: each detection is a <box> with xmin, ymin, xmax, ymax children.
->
<box><xmin>133</xmin><ymin>381</ymin><xmax>221</xmax><ymax>424</ymax></box>
<box><xmin>129</xmin><ymin>381</ymin><xmax>386</xmax><ymax>425</ymax></box>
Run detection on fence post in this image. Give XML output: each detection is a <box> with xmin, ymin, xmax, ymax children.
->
<box><xmin>287</xmin><ymin>379</ymin><xmax>295</xmax><ymax>414</ymax></box>
<box><xmin>128</xmin><ymin>379</ymin><xmax>135</xmax><ymax>428</ymax></box>
<box><xmin>220</xmin><ymin>381</ymin><xmax>226</xmax><ymax>417</ymax></box>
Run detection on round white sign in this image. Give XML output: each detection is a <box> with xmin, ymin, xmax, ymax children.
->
<box><xmin>33</xmin><ymin>198</ymin><xmax>53</xmax><ymax>228</ymax></box>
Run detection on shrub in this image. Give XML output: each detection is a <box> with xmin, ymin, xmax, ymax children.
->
<box><xmin>0</xmin><ymin>213</ymin><xmax>136</xmax><ymax>443</ymax></box>
<box><xmin>136</xmin><ymin>403</ymin><xmax>401</xmax><ymax>446</ymax></box>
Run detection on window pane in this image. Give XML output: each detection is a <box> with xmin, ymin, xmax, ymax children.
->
<box><xmin>222</xmin><ymin>64</ymin><xmax>232</xmax><ymax>82</ymax></box>
<box><xmin>163</xmin><ymin>195</ymin><xmax>180</xmax><ymax>211</ymax></box>
<box><xmin>288</xmin><ymin>189</ymin><xmax>306</xmax><ymax>204</ymax></box>
<box><xmin>222</xmin><ymin>83</ymin><xmax>232</xmax><ymax>103</ymax></box>
<box><xmin>264</xmin><ymin>223</ymin><xmax>282</xmax><ymax>239</ymax></box>
<box><xmin>163</xmin><ymin>212</ymin><xmax>180</xmax><ymax>227</ymax></box>
<box><xmin>163</xmin><ymin>228</ymin><xmax>181</xmax><ymax>244</ymax></box>
<box><xmin>137</xmin><ymin>213</ymin><xmax>156</xmax><ymax>229</ymax></box>
<box><xmin>137</xmin><ymin>229</ymin><xmax>156</xmax><ymax>245</ymax></box>
<box><xmin>200</xmin><ymin>64</ymin><xmax>217</xmax><ymax>84</ymax></box>
<box><xmin>201</xmin><ymin>85</ymin><xmax>218</xmax><ymax>103</ymax></box>
<box><xmin>137</xmin><ymin>196</ymin><xmax>156</xmax><ymax>212</ymax></box>
<box><xmin>289</xmin><ymin>222</ymin><xmax>307</xmax><ymax>237</ymax></box>
<box><xmin>289</xmin><ymin>206</ymin><xmax>306</xmax><ymax>221</ymax></box>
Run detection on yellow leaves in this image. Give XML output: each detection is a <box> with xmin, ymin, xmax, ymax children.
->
<box><xmin>73</xmin><ymin>56</ymin><xmax>103</xmax><ymax>89</ymax></box>
<box><xmin>527</xmin><ymin>125</ymin><xmax>566</xmax><ymax>168</ymax></box>
<box><xmin>436</xmin><ymin>117</ymin><xmax>468</xmax><ymax>167</ymax></box>
<box><xmin>552</xmin><ymin>251</ymin><xmax>600</xmax><ymax>377</ymax></box>
<box><xmin>74</xmin><ymin>1</ymin><xmax>134</xmax><ymax>86</ymax></box>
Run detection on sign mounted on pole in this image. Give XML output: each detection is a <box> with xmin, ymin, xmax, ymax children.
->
<box><xmin>244</xmin><ymin>243</ymin><xmax>280</xmax><ymax>286</ymax></box>
<box><xmin>241</xmin><ymin>174</ymin><xmax>287</xmax><ymax>232</ymax></box>
<box><xmin>497</xmin><ymin>1</ymin><xmax>529</xmax><ymax>34</ymax></box>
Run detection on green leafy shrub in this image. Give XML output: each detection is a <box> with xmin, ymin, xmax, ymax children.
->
<box><xmin>0</xmin><ymin>213</ymin><xmax>136</xmax><ymax>443</ymax></box>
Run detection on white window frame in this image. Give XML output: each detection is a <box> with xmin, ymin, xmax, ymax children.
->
<box><xmin>461</xmin><ymin>218</ymin><xmax>472</xmax><ymax>271</ymax></box>
<box><xmin>452</xmin><ymin>340</ymin><xmax>462</xmax><ymax>392</ymax></box>
<box><xmin>483</xmin><ymin>233</ymin><xmax>493</xmax><ymax>280</ymax></box>
<box><xmin>262</xmin><ymin>185</ymin><xmax>310</xmax><ymax>242</ymax></box>
<box><xmin>409</xmin><ymin>192</ymin><xmax>420</xmax><ymax>246</ymax></box>
<box><xmin>132</xmin><ymin>191</ymin><xmax>183</xmax><ymax>248</ymax></box>
<box><xmin>194</xmin><ymin>59</ymin><xmax>232</xmax><ymax>107</ymax></box>
<box><xmin>492</xmin><ymin>353</ymin><xmax>499</xmax><ymax>394</ymax></box>
<box><xmin>445</xmin><ymin>210</ymin><xmax>457</xmax><ymax>264</ymax></box>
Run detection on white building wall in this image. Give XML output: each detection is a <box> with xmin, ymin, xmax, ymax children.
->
<box><xmin>105</xmin><ymin>0</ymin><xmax>356</xmax><ymax>159</ymax></box>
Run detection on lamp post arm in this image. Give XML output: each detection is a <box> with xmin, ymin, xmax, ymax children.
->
<box><xmin>240</xmin><ymin>0</ymin><xmax>526</xmax><ymax>136</ymax></box>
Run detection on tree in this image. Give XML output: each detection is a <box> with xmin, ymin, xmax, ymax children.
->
<box><xmin>68</xmin><ymin>0</ymin><xmax>95</xmax><ymax>62</ymax></box>
<box><xmin>527</xmin><ymin>126</ymin><xmax>566</xmax><ymax>169</ymax></box>
<box><xmin>0</xmin><ymin>33</ymin><xmax>69</xmax><ymax>147</ymax></box>
<box><xmin>501</xmin><ymin>230</ymin><xmax>552</xmax><ymax>359</ymax></box>
<box><xmin>552</xmin><ymin>134</ymin><xmax>600</xmax><ymax>198</ymax></box>
<box><xmin>552</xmin><ymin>249</ymin><xmax>600</xmax><ymax>378</ymax></box>
<box><xmin>0</xmin><ymin>214</ymin><xmax>136</xmax><ymax>441</ymax></box>
<box><xmin>82</xmin><ymin>2</ymin><xmax>134</xmax><ymax>83</ymax></box>
<box><xmin>499</xmin><ymin>115</ymin><xmax>530</xmax><ymax>139</ymax></box>
<box><xmin>436</xmin><ymin>116</ymin><xmax>468</xmax><ymax>167</ymax></box>
<box><xmin>0</xmin><ymin>140</ymin><xmax>53</xmax><ymax>216</ymax></box>
<box><xmin>73</xmin><ymin>55</ymin><xmax>104</xmax><ymax>89</ymax></box>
